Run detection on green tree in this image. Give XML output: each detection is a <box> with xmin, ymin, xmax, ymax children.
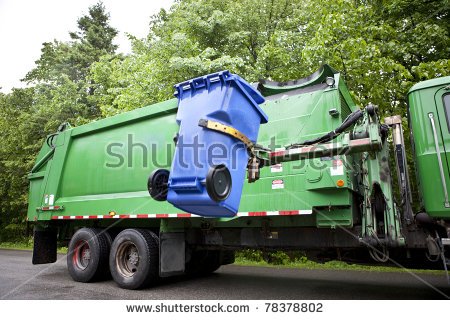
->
<box><xmin>91</xmin><ymin>0</ymin><xmax>450</xmax><ymax>119</ymax></box>
<box><xmin>378</xmin><ymin>0</ymin><xmax>450</xmax><ymax>81</ymax></box>
<box><xmin>90</xmin><ymin>0</ymin><xmax>310</xmax><ymax>115</ymax></box>
<box><xmin>0</xmin><ymin>2</ymin><xmax>118</xmax><ymax>240</ymax></box>
<box><xmin>24</xmin><ymin>1</ymin><xmax>118</xmax><ymax>120</ymax></box>
<box><xmin>25</xmin><ymin>2</ymin><xmax>118</xmax><ymax>84</ymax></box>
<box><xmin>0</xmin><ymin>88</ymin><xmax>36</xmax><ymax>240</ymax></box>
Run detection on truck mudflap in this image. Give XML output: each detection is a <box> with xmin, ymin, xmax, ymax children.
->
<box><xmin>32</xmin><ymin>228</ymin><xmax>57</xmax><ymax>264</ymax></box>
<box><xmin>159</xmin><ymin>232</ymin><xmax>185</xmax><ymax>277</ymax></box>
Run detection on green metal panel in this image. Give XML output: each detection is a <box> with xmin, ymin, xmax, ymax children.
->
<box><xmin>258</xmin><ymin>64</ymin><xmax>339</xmax><ymax>96</ymax></box>
<box><xmin>408</xmin><ymin>76</ymin><xmax>450</xmax><ymax>218</ymax></box>
<box><xmin>27</xmin><ymin>141</ymin><xmax>54</xmax><ymax>221</ymax></box>
<box><xmin>28</xmin><ymin>67</ymin><xmax>359</xmax><ymax>228</ymax></box>
<box><xmin>40</xmin><ymin>99</ymin><xmax>180</xmax><ymax>220</ymax></box>
<box><xmin>408</xmin><ymin>76</ymin><xmax>450</xmax><ymax>95</ymax></box>
<box><xmin>240</xmin><ymin>84</ymin><xmax>357</xmax><ymax>227</ymax></box>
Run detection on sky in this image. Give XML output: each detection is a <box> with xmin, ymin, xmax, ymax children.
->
<box><xmin>0</xmin><ymin>0</ymin><xmax>174</xmax><ymax>93</ymax></box>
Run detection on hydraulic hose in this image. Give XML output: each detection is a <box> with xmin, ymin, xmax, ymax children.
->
<box><xmin>286</xmin><ymin>109</ymin><xmax>364</xmax><ymax>149</ymax></box>
<box><xmin>45</xmin><ymin>122</ymin><xmax>71</xmax><ymax>149</ymax></box>
<box><xmin>369</xmin><ymin>247</ymin><xmax>390</xmax><ymax>263</ymax></box>
<box><xmin>46</xmin><ymin>133</ymin><xmax>59</xmax><ymax>149</ymax></box>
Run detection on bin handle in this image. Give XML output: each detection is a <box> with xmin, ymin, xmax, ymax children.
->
<box><xmin>428</xmin><ymin>113</ymin><xmax>450</xmax><ymax>207</ymax></box>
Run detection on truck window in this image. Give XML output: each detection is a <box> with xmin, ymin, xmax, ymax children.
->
<box><xmin>444</xmin><ymin>94</ymin><xmax>450</xmax><ymax>131</ymax></box>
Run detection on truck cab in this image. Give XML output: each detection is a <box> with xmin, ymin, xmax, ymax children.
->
<box><xmin>408</xmin><ymin>77</ymin><xmax>450</xmax><ymax>219</ymax></box>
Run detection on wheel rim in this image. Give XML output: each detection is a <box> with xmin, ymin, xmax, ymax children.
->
<box><xmin>115</xmin><ymin>241</ymin><xmax>140</xmax><ymax>277</ymax></box>
<box><xmin>73</xmin><ymin>240</ymin><xmax>91</xmax><ymax>270</ymax></box>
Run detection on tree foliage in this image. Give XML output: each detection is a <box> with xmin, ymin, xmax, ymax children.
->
<box><xmin>0</xmin><ymin>0</ymin><xmax>449</xmax><ymax>240</ymax></box>
<box><xmin>0</xmin><ymin>2</ymin><xmax>118</xmax><ymax>240</ymax></box>
<box><xmin>90</xmin><ymin>0</ymin><xmax>450</xmax><ymax>118</ymax></box>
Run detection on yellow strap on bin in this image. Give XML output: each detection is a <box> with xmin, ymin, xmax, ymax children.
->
<box><xmin>198</xmin><ymin>119</ymin><xmax>255</xmax><ymax>156</ymax></box>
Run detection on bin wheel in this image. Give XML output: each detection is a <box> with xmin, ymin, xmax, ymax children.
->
<box><xmin>67</xmin><ymin>228</ymin><xmax>111</xmax><ymax>283</ymax></box>
<box><xmin>109</xmin><ymin>229</ymin><xmax>159</xmax><ymax>290</ymax></box>
<box><xmin>206</xmin><ymin>164</ymin><xmax>232</xmax><ymax>202</ymax></box>
<box><xmin>148</xmin><ymin>169</ymin><xmax>170</xmax><ymax>201</ymax></box>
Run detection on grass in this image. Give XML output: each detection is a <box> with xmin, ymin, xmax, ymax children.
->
<box><xmin>0</xmin><ymin>240</ymin><xmax>33</xmax><ymax>251</ymax></box>
<box><xmin>234</xmin><ymin>255</ymin><xmax>446</xmax><ymax>275</ymax></box>
<box><xmin>0</xmin><ymin>240</ymin><xmax>67</xmax><ymax>253</ymax></box>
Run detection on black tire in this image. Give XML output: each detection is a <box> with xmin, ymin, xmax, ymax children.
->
<box><xmin>206</xmin><ymin>164</ymin><xmax>232</xmax><ymax>202</ymax></box>
<box><xmin>148</xmin><ymin>169</ymin><xmax>170</xmax><ymax>201</ymax></box>
<box><xmin>203</xmin><ymin>251</ymin><xmax>222</xmax><ymax>273</ymax></box>
<box><xmin>67</xmin><ymin>228</ymin><xmax>111</xmax><ymax>283</ymax></box>
<box><xmin>109</xmin><ymin>229</ymin><xmax>159</xmax><ymax>290</ymax></box>
<box><xmin>186</xmin><ymin>250</ymin><xmax>221</xmax><ymax>276</ymax></box>
<box><xmin>102</xmin><ymin>230</ymin><xmax>114</xmax><ymax>279</ymax></box>
<box><xmin>220</xmin><ymin>250</ymin><xmax>235</xmax><ymax>266</ymax></box>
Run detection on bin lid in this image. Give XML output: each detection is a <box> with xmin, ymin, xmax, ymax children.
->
<box><xmin>174</xmin><ymin>70</ymin><xmax>268</xmax><ymax>124</ymax></box>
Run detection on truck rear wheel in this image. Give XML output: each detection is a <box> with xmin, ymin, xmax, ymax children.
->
<box><xmin>109</xmin><ymin>229</ymin><xmax>159</xmax><ymax>290</ymax></box>
<box><xmin>67</xmin><ymin>228</ymin><xmax>111</xmax><ymax>283</ymax></box>
<box><xmin>186</xmin><ymin>250</ymin><xmax>222</xmax><ymax>276</ymax></box>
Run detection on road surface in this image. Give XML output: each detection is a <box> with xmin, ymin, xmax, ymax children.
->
<box><xmin>0</xmin><ymin>249</ymin><xmax>448</xmax><ymax>299</ymax></box>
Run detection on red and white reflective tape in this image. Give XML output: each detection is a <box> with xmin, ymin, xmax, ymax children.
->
<box><xmin>41</xmin><ymin>206</ymin><xmax>61</xmax><ymax>211</ymax></box>
<box><xmin>50</xmin><ymin>210</ymin><xmax>312</xmax><ymax>220</ymax></box>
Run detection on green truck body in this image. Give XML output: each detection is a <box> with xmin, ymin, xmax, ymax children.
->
<box><xmin>28</xmin><ymin>65</ymin><xmax>359</xmax><ymax>228</ymax></box>
<box><xmin>27</xmin><ymin>65</ymin><xmax>450</xmax><ymax>289</ymax></box>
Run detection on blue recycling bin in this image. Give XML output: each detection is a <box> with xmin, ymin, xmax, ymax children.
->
<box><xmin>166</xmin><ymin>70</ymin><xmax>268</xmax><ymax>217</ymax></box>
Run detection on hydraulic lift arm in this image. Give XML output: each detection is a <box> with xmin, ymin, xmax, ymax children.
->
<box><xmin>256</xmin><ymin>105</ymin><xmax>383</xmax><ymax>169</ymax></box>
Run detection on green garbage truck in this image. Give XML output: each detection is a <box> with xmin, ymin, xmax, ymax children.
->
<box><xmin>27</xmin><ymin>65</ymin><xmax>450</xmax><ymax>289</ymax></box>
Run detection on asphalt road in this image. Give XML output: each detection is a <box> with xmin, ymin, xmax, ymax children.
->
<box><xmin>0</xmin><ymin>249</ymin><xmax>449</xmax><ymax>299</ymax></box>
